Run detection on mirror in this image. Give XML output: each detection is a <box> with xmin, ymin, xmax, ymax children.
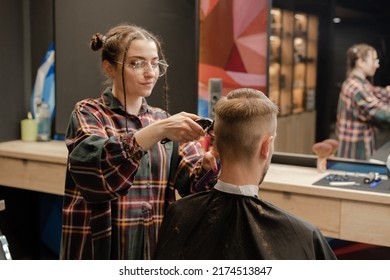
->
<box><xmin>272</xmin><ymin>0</ymin><xmax>390</xmax><ymax>161</ymax></box>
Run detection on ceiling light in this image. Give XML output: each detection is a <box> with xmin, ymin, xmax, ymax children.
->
<box><xmin>333</xmin><ymin>17</ymin><xmax>341</xmax><ymax>23</ymax></box>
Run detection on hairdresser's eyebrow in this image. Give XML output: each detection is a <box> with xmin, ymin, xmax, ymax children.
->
<box><xmin>126</xmin><ymin>55</ymin><xmax>159</xmax><ymax>60</ymax></box>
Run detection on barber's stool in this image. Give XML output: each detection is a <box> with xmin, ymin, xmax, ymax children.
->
<box><xmin>0</xmin><ymin>199</ymin><xmax>12</xmax><ymax>260</ymax></box>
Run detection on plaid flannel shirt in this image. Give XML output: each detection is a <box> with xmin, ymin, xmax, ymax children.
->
<box><xmin>60</xmin><ymin>88</ymin><xmax>206</xmax><ymax>259</ymax></box>
<box><xmin>336</xmin><ymin>75</ymin><xmax>390</xmax><ymax>160</ymax></box>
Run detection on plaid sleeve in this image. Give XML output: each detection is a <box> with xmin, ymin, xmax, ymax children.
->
<box><xmin>189</xmin><ymin>159</ymin><xmax>218</xmax><ymax>193</ymax></box>
<box><xmin>66</xmin><ymin>101</ymin><xmax>146</xmax><ymax>203</ymax></box>
<box><xmin>373</xmin><ymin>85</ymin><xmax>390</xmax><ymax>102</ymax></box>
<box><xmin>340</xmin><ymin>78</ymin><xmax>390</xmax><ymax>122</ymax></box>
<box><xmin>171</xmin><ymin>141</ymin><xmax>217</xmax><ymax>197</ymax></box>
<box><xmin>353</xmin><ymin>82</ymin><xmax>390</xmax><ymax>123</ymax></box>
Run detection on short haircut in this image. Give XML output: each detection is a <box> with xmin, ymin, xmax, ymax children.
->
<box><xmin>213</xmin><ymin>88</ymin><xmax>279</xmax><ymax>162</ymax></box>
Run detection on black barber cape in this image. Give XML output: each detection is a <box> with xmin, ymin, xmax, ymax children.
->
<box><xmin>154</xmin><ymin>181</ymin><xmax>336</xmax><ymax>260</ymax></box>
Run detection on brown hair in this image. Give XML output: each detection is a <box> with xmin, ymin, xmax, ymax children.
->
<box><xmin>90</xmin><ymin>23</ymin><xmax>170</xmax><ymax>112</ymax></box>
<box><xmin>346</xmin><ymin>43</ymin><xmax>376</xmax><ymax>76</ymax></box>
<box><xmin>213</xmin><ymin>88</ymin><xmax>279</xmax><ymax>161</ymax></box>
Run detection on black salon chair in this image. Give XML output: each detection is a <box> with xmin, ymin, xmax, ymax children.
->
<box><xmin>0</xmin><ymin>199</ymin><xmax>12</xmax><ymax>260</ymax></box>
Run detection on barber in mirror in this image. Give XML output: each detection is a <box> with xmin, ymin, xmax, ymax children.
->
<box><xmin>336</xmin><ymin>43</ymin><xmax>390</xmax><ymax>160</ymax></box>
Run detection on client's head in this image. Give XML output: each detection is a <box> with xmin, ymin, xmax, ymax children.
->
<box><xmin>213</xmin><ymin>88</ymin><xmax>279</xmax><ymax>181</ymax></box>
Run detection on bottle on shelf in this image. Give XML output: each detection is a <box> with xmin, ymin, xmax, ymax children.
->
<box><xmin>36</xmin><ymin>100</ymin><xmax>51</xmax><ymax>141</ymax></box>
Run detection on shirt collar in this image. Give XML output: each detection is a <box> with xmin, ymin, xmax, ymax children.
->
<box><xmin>351</xmin><ymin>74</ymin><xmax>366</xmax><ymax>83</ymax></box>
<box><xmin>214</xmin><ymin>180</ymin><xmax>259</xmax><ymax>198</ymax></box>
<box><xmin>101</xmin><ymin>87</ymin><xmax>149</xmax><ymax>115</ymax></box>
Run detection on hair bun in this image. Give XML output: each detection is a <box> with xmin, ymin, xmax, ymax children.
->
<box><xmin>90</xmin><ymin>33</ymin><xmax>104</xmax><ymax>51</ymax></box>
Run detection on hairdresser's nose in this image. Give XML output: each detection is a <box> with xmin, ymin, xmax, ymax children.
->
<box><xmin>143</xmin><ymin>64</ymin><xmax>157</xmax><ymax>77</ymax></box>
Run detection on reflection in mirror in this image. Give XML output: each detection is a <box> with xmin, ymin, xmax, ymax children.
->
<box><xmin>271</xmin><ymin>0</ymin><xmax>390</xmax><ymax>164</ymax></box>
<box><xmin>271</xmin><ymin>151</ymin><xmax>388</xmax><ymax>175</ymax></box>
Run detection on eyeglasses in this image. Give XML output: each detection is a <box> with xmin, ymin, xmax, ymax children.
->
<box><xmin>374</xmin><ymin>58</ymin><xmax>380</xmax><ymax>64</ymax></box>
<box><xmin>114</xmin><ymin>59</ymin><xmax>169</xmax><ymax>77</ymax></box>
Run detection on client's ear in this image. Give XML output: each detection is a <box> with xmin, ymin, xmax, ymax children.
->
<box><xmin>260</xmin><ymin>135</ymin><xmax>274</xmax><ymax>160</ymax></box>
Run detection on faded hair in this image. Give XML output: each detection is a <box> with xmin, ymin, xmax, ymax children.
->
<box><xmin>213</xmin><ymin>88</ymin><xmax>279</xmax><ymax>162</ymax></box>
<box><xmin>90</xmin><ymin>23</ymin><xmax>170</xmax><ymax>112</ymax></box>
<box><xmin>346</xmin><ymin>43</ymin><xmax>376</xmax><ymax>77</ymax></box>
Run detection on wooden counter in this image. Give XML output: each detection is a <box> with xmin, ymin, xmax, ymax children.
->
<box><xmin>0</xmin><ymin>140</ymin><xmax>389</xmax><ymax>247</ymax></box>
<box><xmin>261</xmin><ymin>164</ymin><xmax>390</xmax><ymax>247</ymax></box>
<box><xmin>0</xmin><ymin>140</ymin><xmax>67</xmax><ymax>195</ymax></box>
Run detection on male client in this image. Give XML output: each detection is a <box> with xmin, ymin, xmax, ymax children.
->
<box><xmin>154</xmin><ymin>88</ymin><xmax>336</xmax><ymax>260</ymax></box>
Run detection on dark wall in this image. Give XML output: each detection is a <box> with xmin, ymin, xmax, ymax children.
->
<box><xmin>0</xmin><ymin>0</ymin><xmax>53</xmax><ymax>141</ymax></box>
<box><xmin>30</xmin><ymin>0</ymin><xmax>54</xmax><ymax>76</ymax></box>
<box><xmin>54</xmin><ymin>0</ymin><xmax>199</xmax><ymax>136</ymax></box>
<box><xmin>0</xmin><ymin>0</ymin><xmax>55</xmax><ymax>260</ymax></box>
<box><xmin>315</xmin><ymin>2</ymin><xmax>336</xmax><ymax>141</ymax></box>
<box><xmin>0</xmin><ymin>0</ymin><xmax>25</xmax><ymax>141</ymax></box>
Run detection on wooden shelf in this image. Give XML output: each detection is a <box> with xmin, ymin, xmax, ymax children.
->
<box><xmin>269</xmin><ymin>8</ymin><xmax>318</xmax><ymax>115</ymax></box>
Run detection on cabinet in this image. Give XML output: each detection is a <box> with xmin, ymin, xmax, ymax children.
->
<box><xmin>269</xmin><ymin>8</ymin><xmax>318</xmax><ymax>116</ymax></box>
<box><xmin>274</xmin><ymin>111</ymin><xmax>316</xmax><ymax>154</ymax></box>
<box><xmin>269</xmin><ymin>8</ymin><xmax>318</xmax><ymax>154</ymax></box>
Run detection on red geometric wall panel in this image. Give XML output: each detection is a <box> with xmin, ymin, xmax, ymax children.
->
<box><xmin>198</xmin><ymin>0</ymin><xmax>269</xmax><ymax>116</ymax></box>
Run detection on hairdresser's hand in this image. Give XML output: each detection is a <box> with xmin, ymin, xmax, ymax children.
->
<box><xmin>135</xmin><ymin>112</ymin><xmax>205</xmax><ymax>150</ymax></box>
<box><xmin>159</xmin><ymin>112</ymin><xmax>206</xmax><ymax>143</ymax></box>
<box><xmin>202</xmin><ymin>146</ymin><xmax>220</xmax><ymax>173</ymax></box>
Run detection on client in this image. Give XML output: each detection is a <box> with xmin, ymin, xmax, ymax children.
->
<box><xmin>154</xmin><ymin>88</ymin><xmax>336</xmax><ymax>260</ymax></box>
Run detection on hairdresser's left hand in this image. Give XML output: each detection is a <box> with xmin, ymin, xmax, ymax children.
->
<box><xmin>202</xmin><ymin>146</ymin><xmax>220</xmax><ymax>173</ymax></box>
